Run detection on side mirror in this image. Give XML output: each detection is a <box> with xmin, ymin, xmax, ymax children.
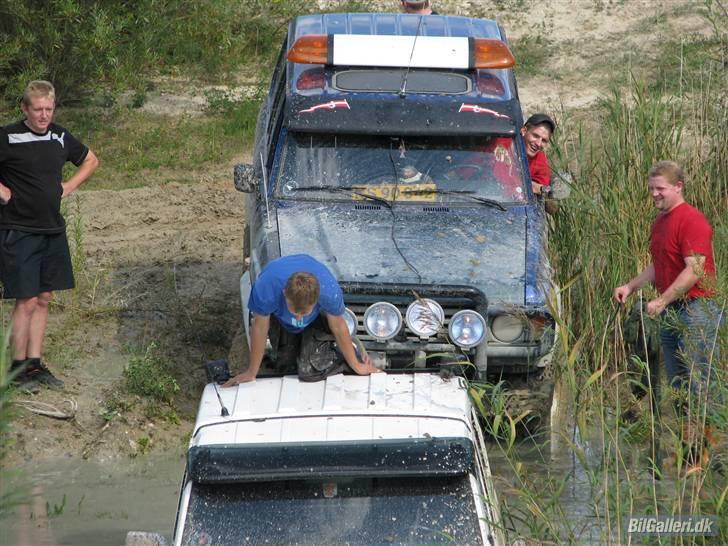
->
<box><xmin>125</xmin><ymin>531</ymin><xmax>169</xmax><ymax>546</ymax></box>
<box><xmin>234</xmin><ymin>163</ymin><xmax>257</xmax><ymax>193</ymax></box>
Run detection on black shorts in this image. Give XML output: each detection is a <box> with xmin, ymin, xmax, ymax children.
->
<box><xmin>0</xmin><ymin>230</ymin><xmax>75</xmax><ymax>299</ymax></box>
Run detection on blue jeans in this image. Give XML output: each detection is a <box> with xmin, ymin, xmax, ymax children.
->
<box><xmin>659</xmin><ymin>298</ymin><xmax>724</xmax><ymax>414</ymax></box>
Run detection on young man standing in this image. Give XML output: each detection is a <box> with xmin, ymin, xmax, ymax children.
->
<box><xmin>520</xmin><ymin>113</ymin><xmax>554</xmax><ymax>196</ymax></box>
<box><xmin>0</xmin><ymin>81</ymin><xmax>99</xmax><ymax>390</ymax></box>
<box><xmin>223</xmin><ymin>254</ymin><xmax>380</xmax><ymax>386</ymax></box>
<box><xmin>613</xmin><ymin>161</ymin><xmax>721</xmax><ymax>405</ymax></box>
<box><xmin>400</xmin><ymin>0</ymin><xmax>438</xmax><ymax>15</ymax></box>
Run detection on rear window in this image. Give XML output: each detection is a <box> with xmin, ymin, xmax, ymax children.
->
<box><xmin>180</xmin><ymin>475</ymin><xmax>485</xmax><ymax>545</ymax></box>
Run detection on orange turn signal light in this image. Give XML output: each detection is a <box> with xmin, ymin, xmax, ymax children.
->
<box><xmin>473</xmin><ymin>39</ymin><xmax>515</xmax><ymax>69</ymax></box>
<box><xmin>287</xmin><ymin>35</ymin><xmax>329</xmax><ymax>64</ymax></box>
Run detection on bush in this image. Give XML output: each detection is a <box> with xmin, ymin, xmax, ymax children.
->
<box><xmin>124</xmin><ymin>343</ymin><xmax>179</xmax><ymax>404</ymax></box>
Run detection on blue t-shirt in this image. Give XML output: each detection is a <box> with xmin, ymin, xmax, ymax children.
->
<box><xmin>248</xmin><ymin>254</ymin><xmax>345</xmax><ymax>332</ymax></box>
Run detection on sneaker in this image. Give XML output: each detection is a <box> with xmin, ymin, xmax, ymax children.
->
<box><xmin>23</xmin><ymin>358</ymin><xmax>64</xmax><ymax>390</ymax></box>
<box><xmin>10</xmin><ymin>359</ymin><xmax>40</xmax><ymax>392</ymax></box>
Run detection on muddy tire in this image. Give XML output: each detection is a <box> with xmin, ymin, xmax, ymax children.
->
<box><xmin>502</xmin><ymin>365</ymin><xmax>555</xmax><ymax>433</ymax></box>
<box><xmin>243</xmin><ymin>223</ymin><xmax>250</xmax><ymax>271</ymax></box>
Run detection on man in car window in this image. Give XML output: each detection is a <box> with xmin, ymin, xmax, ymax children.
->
<box><xmin>400</xmin><ymin>0</ymin><xmax>438</xmax><ymax>14</ymax></box>
<box><xmin>521</xmin><ymin>113</ymin><xmax>555</xmax><ymax>196</ymax></box>
<box><xmin>223</xmin><ymin>254</ymin><xmax>380</xmax><ymax>385</ymax></box>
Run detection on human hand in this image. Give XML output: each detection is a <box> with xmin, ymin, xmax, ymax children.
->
<box><xmin>222</xmin><ymin>370</ymin><xmax>257</xmax><ymax>387</ymax></box>
<box><xmin>355</xmin><ymin>353</ymin><xmax>382</xmax><ymax>375</ymax></box>
<box><xmin>613</xmin><ymin>284</ymin><xmax>632</xmax><ymax>303</ymax></box>
<box><xmin>646</xmin><ymin>298</ymin><xmax>666</xmax><ymax>317</ymax></box>
<box><xmin>532</xmin><ymin>182</ymin><xmax>543</xmax><ymax>195</ymax></box>
<box><xmin>0</xmin><ymin>182</ymin><xmax>12</xmax><ymax>205</ymax></box>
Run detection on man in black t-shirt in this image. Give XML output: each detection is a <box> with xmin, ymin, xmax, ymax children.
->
<box><xmin>0</xmin><ymin>80</ymin><xmax>99</xmax><ymax>390</ymax></box>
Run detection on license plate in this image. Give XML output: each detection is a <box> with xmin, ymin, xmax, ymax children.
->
<box><xmin>350</xmin><ymin>183</ymin><xmax>438</xmax><ymax>202</ymax></box>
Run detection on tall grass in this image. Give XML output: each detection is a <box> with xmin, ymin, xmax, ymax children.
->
<box><xmin>472</xmin><ymin>34</ymin><xmax>728</xmax><ymax>545</ymax></box>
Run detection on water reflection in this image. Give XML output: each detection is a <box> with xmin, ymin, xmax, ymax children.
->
<box><xmin>1</xmin><ymin>451</ymin><xmax>184</xmax><ymax>546</ymax></box>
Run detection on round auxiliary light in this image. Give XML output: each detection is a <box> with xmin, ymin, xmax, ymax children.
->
<box><xmin>343</xmin><ymin>308</ymin><xmax>357</xmax><ymax>336</ymax></box>
<box><xmin>448</xmin><ymin>310</ymin><xmax>486</xmax><ymax>349</ymax></box>
<box><xmin>405</xmin><ymin>298</ymin><xmax>444</xmax><ymax>338</ymax></box>
<box><xmin>364</xmin><ymin>302</ymin><xmax>402</xmax><ymax>341</ymax></box>
<box><xmin>490</xmin><ymin>314</ymin><xmax>525</xmax><ymax>343</ymax></box>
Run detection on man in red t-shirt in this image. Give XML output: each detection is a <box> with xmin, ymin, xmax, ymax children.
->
<box><xmin>613</xmin><ymin>161</ymin><xmax>722</xmax><ymax>427</ymax></box>
<box><xmin>521</xmin><ymin>113</ymin><xmax>554</xmax><ymax>195</ymax></box>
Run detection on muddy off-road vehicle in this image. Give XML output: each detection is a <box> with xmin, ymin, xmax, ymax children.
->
<box><xmin>234</xmin><ymin>13</ymin><xmax>557</xmax><ymax>423</ymax></box>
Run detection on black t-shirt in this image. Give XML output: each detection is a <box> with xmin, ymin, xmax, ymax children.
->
<box><xmin>0</xmin><ymin>120</ymin><xmax>88</xmax><ymax>233</ymax></box>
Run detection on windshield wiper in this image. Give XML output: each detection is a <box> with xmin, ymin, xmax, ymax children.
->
<box><xmin>290</xmin><ymin>185</ymin><xmax>392</xmax><ymax>209</ymax></box>
<box><xmin>401</xmin><ymin>188</ymin><xmax>506</xmax><ymax>211</ymax></box>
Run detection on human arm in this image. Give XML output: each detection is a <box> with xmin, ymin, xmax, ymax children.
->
<box><xmin>325</xmin><ymin>313</ymin><xmax>381</xmax><ymax>375</ymax></box>
<box><xmin>645</xmin><ymin>255</ymin><xmax>705</xmax><ymax>316</ymax></box>
<box><xmin>222</xmin><ymin>313</ymin><xmax>271</xmax><ymax>386</ymax></box>
<box><xmin>62</xmin><ymin>150</ymin><xmax>99</xmax><ymax>197</ymax></box>
<box><xmin>0</xmin><ymin>182</ymin><xmax>11</xmax><ymax>204</ymax></box>
<box><xmin>613</xmin><ymin>263</ymin><xmax>655</xmax><ymax>303</ymax></box>
<box><xmin>529</xmin><ymin>154</ymin><xmax>551</xmax><ymax>195</ymax></box>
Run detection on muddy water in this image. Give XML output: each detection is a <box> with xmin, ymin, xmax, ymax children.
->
<box><xmin>488</xmin><ymin>429</ymin><xmax>605</xmax><ymax>545</ymax></box>
<box><xmin>1</xmin><ymin>451</ymin><xmax>184</xmax><ymax>546</ymax></box>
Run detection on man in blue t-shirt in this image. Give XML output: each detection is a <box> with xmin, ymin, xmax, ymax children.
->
<box><xmin>224</xmin><ymin>254</ymin><xmax>380</xmax><ymax>385</ymax></box>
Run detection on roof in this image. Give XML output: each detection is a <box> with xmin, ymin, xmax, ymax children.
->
<box><xmin>191</xmin><ymin>373</ymin><xmax>473</xmax><ymax>449</ymax></box>
<box><xmin>291</xmin><ymin>13</ymin><xmax>503</xmax><ymax>41</ymax></box>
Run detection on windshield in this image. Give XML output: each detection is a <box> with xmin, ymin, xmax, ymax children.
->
<box><xmin>277</xmin><ymin>133</ymin><xmax>527</xmax><ymax>204</ymax></box>
<box><xmin>180</xmin><ymin>475</ymin><xmax>485</xmax><ymax>545</ymax></box>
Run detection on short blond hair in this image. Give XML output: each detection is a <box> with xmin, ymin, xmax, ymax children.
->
<box><xmin>22</xmin><ymin>80</ymin><xmax>56</xmax><ymax>107</ymax></box>
<box><xmin>284</xmin><ymin>272</ymin><xmax>320</xmax><ymax>312</ymax></box>
<box><xmin>648</xmin><ymin>160</ymin><xmax>685</xmax><ymax>186</ymax></box>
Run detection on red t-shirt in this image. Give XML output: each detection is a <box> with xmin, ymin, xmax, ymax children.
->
<box><xmin>528</xmin><ymin>150</ymin><xmax>551</xmax><ymax>187</ymax></box>
<box><xmin>650</xmin><ymin>202</ymin><xmax>716</xmax><ymax>298</ymax></box>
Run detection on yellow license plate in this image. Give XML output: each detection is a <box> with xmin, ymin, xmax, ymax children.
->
<box><xmin>350</xmin><ymin>183</ymin><xmax>438</xmax><ymax>202</ymax></box>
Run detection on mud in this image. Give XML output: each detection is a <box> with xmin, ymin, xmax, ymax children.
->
<box><xmin>6</xmin><ymin>178</ymin><xmax>248</xmax><ymax>465</ymax></box>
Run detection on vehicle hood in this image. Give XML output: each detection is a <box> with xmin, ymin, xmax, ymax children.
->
<box><xmin>277</xmin><ymin>203</ymin><xmax>527</xmax><ymax>304</ymax></box>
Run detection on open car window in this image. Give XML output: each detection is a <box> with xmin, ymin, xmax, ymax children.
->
<box><xmin>181</xmin><ymin>475</ymin><xmax>485</xmax><ymax>546</ymax></box>
<box><xmin>277</xmin><ymin>133</ymin><xmax>527</xmax><ymax>203</ymax></box>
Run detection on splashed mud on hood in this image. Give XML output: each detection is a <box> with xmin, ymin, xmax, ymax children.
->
<box><xmin>277</xmin><ymin>203</ymin><xmax>527</xmax><ymax>304</ymax></box>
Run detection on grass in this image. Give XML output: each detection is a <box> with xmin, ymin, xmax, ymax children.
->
<box><xmin>51</xmin><ymin>98</ymin><xmax>261</xmax><ymax>191</ymax></box>
<box><xmin>471</xmin><ymin>19</ymin><xmax>728</xmax><ymax>541</ymax></box>
<box><xmin>124</xmin><ymin>342</ymin><xmax>179</xmax><ymax>405</ymax></box>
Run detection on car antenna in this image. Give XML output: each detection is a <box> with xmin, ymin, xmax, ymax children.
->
<box><xmin>399</xmin><ymin>15</ymin><xmax>425</xmax><ymax>98</ymax></box>
<box><xmin>213</xmin><ymin>382</ymin><xmax>230</xmax><ymax>417</ymax></box>
<box><xmin>205</xmin><ymin>359</ymin><xmax>231</xmax><ymax>417</ymax></box>
<box><xmin>260</xmin><ymin>152</ymin><xmax>272</xmax><ymax>228</ymax></box>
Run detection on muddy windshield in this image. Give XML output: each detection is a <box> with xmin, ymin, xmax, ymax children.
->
<box><xmin>180</xmin><ymin>475</ymin><xmax>485</xmax><ymax>545</ymax></box>
<box><xmin>277</xmin><ymin>133</ymin><xmax>527</xmax><ymax>204</ymax></box>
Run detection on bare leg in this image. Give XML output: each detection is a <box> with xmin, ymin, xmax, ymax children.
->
<box><xmin>28</xmin><ymin>291</ymin><xmax>52</xmax><ymax>358</ymax></box>
<box><xmin>11</xmin><ymin>296</ymin><xmax>38</xmax><ymax>361</ymax></box>
<box><xmin>10</xmin><ymin>291</ymin><xmax>52</xmax><ymax>361</ymax></box>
